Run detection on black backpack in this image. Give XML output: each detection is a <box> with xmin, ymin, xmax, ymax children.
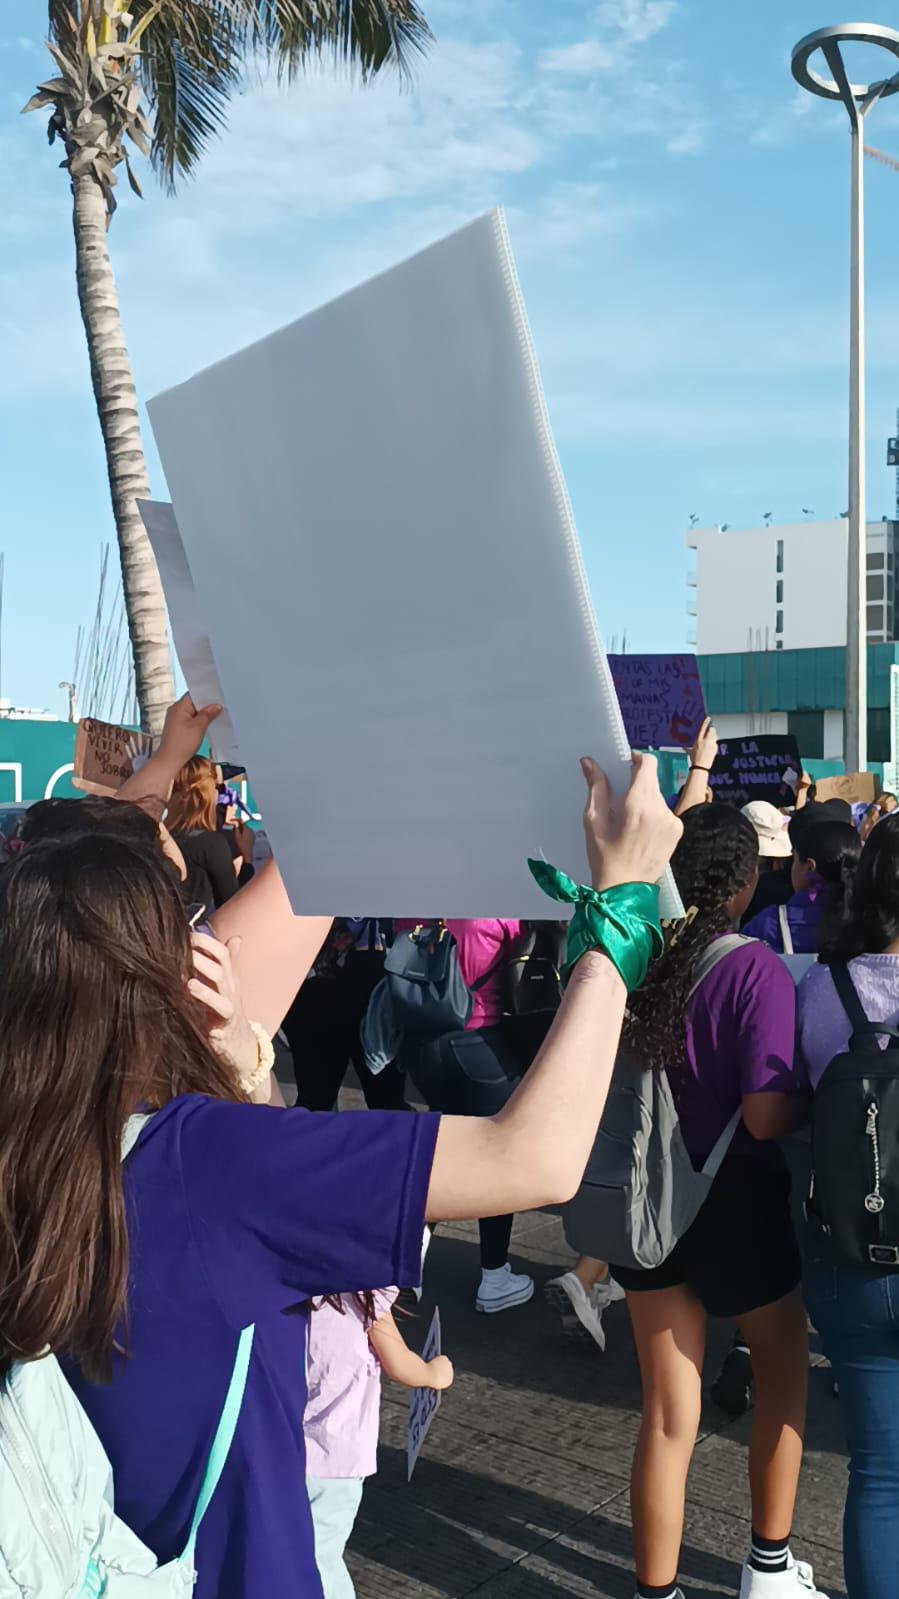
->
<box><xmin>811</xmin><ymin>962</ymin><xmax>899</xmax><ymax>1272</ymax></box>
<box><xmin>504</xmin><ymin>921</ymin><xmax>566</xmax><ymax>1018</ymax></box>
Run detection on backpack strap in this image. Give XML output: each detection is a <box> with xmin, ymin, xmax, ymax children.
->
<box><xmin>700</xmin><ymin>1106</ymin><xmax>743</xmax><ymax>1181</ymax></box>
<box><xmin>830</xmin><ymin>961</ymin><xmax>871</xmax><ymax>1036</ymax></box>
<box><xmin>778</xmin><ymin>904</ymin><xmax>794</xmax><ymax>956</ymax></box>
<box><xmin>181</xmin><ymin>1323</ymin><xmax>255</xmax><ymax>1564</ymax></box>
<box><xmin>121</xmin><ymin>1114</ymin><xmax>153</xmax><ymax>1163</ymax></box>
<box><xmin>688</xmin><ymin>933</ymin><xmax>756</xmax><ymax>999</ymax></box>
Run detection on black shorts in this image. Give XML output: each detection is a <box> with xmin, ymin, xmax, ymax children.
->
<box><xmin>612</xmin><ymin>1153</ymin><xmax>801</xmax><ymax>1319</ymax></box>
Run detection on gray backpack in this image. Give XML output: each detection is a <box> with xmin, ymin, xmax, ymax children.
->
<box><xmin>563</xmin><ymin>935</ymin><xmax>754</xmax><ymax>1271</ymax></box>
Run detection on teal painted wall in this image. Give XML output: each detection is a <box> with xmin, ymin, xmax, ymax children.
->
<box><xmin>0</xmin><ymin>721</ymin><xmax>79</xmax><ymax>804</ymax></box>
<box><xmin>0</xmin><ymin>722</ymin><xmax>261</xmax><ymax>814</ymax></box>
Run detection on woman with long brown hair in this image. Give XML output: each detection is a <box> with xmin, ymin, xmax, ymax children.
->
<box><xmin>0</xmin><ymin>745</ymin><xmax>680</xmax><ymax>1599</ymax></box>
<box><xmin>165</xmin><ymin>754</ymin><xmax>239</xmax><ymax>909</ymax></box>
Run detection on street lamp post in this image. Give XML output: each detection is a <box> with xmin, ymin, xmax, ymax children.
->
<box><xmin>792</xmin><ymin>24</ymin><xmax>899</xmax><ymax>773</ymax></box>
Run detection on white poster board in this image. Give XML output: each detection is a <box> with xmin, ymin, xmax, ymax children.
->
<box><xmin>136</xmin><ymin>499</ymin><xmax>240</xmax><ymax>766</ymax></box>
<box><xmin>148</xmin><ymin>210</ymin><xmax>681</xmax><ymax>919</ymax></box>
<box><xmin>407</xmin><ymin>1308</ymin><xmax>442</xmax><ymax>1481</ymax></box>
<box><xmin>884</xmin><ymin>664</ymin><xmax>899</xmax><ymax>795</ymax></box>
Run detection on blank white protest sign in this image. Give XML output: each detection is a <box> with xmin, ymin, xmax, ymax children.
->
<box><xmin>136</xmin><ymin>499</ymin><xmax>241</xmax><ymax>765</ymax></box>
<box><xmin>149</xmin><ymin>210</ymin><xmax>681</xmax><ymax>919</ymax></box>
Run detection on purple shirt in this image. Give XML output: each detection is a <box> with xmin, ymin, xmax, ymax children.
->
<box><xmin>743</xmin><ymin>888</ymin><xmax>824</xmax><ymax>955</ymax></box>
<box><xmin>305</xmin><ymin>1289</ymin><xmax>397</xmax><ymax>1479</ymax></box>
<box><xmin>798</xmin><ymin>955</ymin><xmax>899</xmax><ymax>1088</ymax></box>
<box><xmin>677</xmin><ymin>942</ymin><xmax>801</xmax><ymax>1157</ymax></box>
<box><xmin>64</xmin><ymin>1097</ymin><xmax>439</xmax><ymax>1599</ymax></box>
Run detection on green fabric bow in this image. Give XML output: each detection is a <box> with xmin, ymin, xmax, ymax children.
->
<box><xmin>528</xmin><ymin>860</ymin><xmax>663</xmax><ymax>994</ymax></box>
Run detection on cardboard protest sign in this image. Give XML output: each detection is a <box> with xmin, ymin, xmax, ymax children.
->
<box><xmin>136</xmin><ymin>499</ymin><xmax>240</xmax><ymax>765</ymax></box>
<box><xmin>608</xmin><ymin>654</ymin><xmax>707</xmax><ymax>750</ymax></box>
<box><xmin>814</xmin><ymin>772</ymin><xmax>877</xmax><ymax>806</ymax></box>
<box><xmin>148</xmin><ymin>210</ymin><xmax>682</xmax><ymax>920</ymax></box>
<box><xmin>710</xmin><ymin>734</ymin><xmax>802</xmax><ymax>809</ymax></box>
<box><xmin>407</xmin><ymin>1309</ymin><xmax>442</xmax><ymax>1481</ymax></box>
<box><xmin>72</xmin><ymin>718</ymin><xmax>153</xmax><ymax>796</ymax></box>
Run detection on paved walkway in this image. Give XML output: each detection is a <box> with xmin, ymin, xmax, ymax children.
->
<box><xmin>349</xmin><ymin>1209</ymin><xmax>849</xmax><ymax>1599</ymax></box>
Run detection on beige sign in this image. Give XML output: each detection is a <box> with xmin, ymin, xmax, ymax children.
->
<box><xmin>814</xmin><ymin>772</ymin><xmax>877</xmax><ymax>806</ymax></box>
<box><xmin>72</xmin><ymin>717</ymin><xmax>153</xmax><ymax>797</ymax></box>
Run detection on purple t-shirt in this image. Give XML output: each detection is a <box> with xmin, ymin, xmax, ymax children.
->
<box><xmin>64</xmin><ymin>1097</ymin><xmax>439</xmax><ymax>1599</ymax></box>
<box><xmin>677</xmin><ymin>942</ymin><xmax>801</xmax><ymax>1157</ymax></box>
<box><xmin>798</xmin><ymin>955</ymin><xmax>899</xmax><ymax>1088</ymax></box>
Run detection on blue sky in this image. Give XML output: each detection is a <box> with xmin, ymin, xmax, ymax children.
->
<box><xmin>4</xmin><ymin>0</ymin><xmax>899</xmax><ymax>715</ymax></box>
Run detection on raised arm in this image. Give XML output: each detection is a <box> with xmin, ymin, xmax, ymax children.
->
<box><xmin>117</xmin><ymin>694</ymin><xmax>223</xmax><ymax>815</ymax></box>
<box><xmin>120</xmin><ymin>695</ymin><xmax>331</xmax><ymax>1034</ymax></box>
<box><xmin>210</xmin><ymin>858</ymin><xmax>330</xmax><ymax>1036</ymax></box>
<box><xmin>675</xmin><ymin>717</ymin><xmax>718</xmax><ymax>817</ymax></box>
<box><xmin>425</xmin><ymin>754</ymin><xmax>681</xmax><ymax>1222</ymax></box>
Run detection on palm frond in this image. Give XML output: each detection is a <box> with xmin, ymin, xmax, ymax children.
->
<box><xmin>44</xmin><ymin>0</ymin><xmax>433</xmax><ymax>192</ymax></box>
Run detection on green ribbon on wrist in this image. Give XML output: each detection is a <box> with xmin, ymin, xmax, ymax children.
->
<box><xmin>527</xmin><ymin>860</ymin><xmax>663</xmax><ymax>994</ymax></box>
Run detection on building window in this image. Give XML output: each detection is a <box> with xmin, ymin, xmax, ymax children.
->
<box><xmin>869</xmin><ymin>707</ymin><xmax>891</xmax><ymax>763</ymax></box>
<box><xmin>775</xmin><ymin>640</ymin><xmax>783</xmax><ymax>651</ymax></box>
<box><xmin>775</xmin><ymin>609</ymin><xmax>784</xmax><ymax>633</ymax></box>
<box><xmin>776</xmin><ymin>580</ymin><xmax>784</xmax><ymax>603</ymax></box>
<box><xmin>776</xmin><ymin>540</ymin><xmax>784</xmax><ymax>574</ymax></box>
<box><xmin>868</xmin><ymin>574</ymin><xmax>885</xmax><ymax>601</ymax></box>
<box><xmin>867</xmin><ymin>604</ymin><xmax>884</xmax><ymax>633</ymax></box>
<box><xmin>788</xmin><ymin>711</ymin><xmax>824</xmax><ymax>760</ymax></box>
<box><xmin>868</xmin><ymin>551</ymin><xmax>885</xmax><ymax>569</ymax></box>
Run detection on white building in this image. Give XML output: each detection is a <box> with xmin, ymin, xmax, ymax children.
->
<box><xmin>687</xmin><ymin>518</ymin><xmax>899</xmax><ymax>655</ymax></box>
<box><xmin>686</xmin><ymin>518</ymin><xmax>899</xmax><ymax>762</ymax></box>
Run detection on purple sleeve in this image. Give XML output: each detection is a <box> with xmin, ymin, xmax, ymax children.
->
<box><xmin>741</xmin><ymin>905</ymin><xmax>781</xmax><ymax>951</ymax></box>
<box><xmin>734</xmin><ymin>945</ymin><xmax>800</xmax><ymax>1095</ymax></box>
<box><xmin>176</xmin><ymin>1100</ymin><xmax>439</xmax><ymax>1328</ymax></box>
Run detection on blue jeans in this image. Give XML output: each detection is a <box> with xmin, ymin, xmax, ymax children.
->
<box><xmin>804</xmin><ymin>1239</ymin><xmax>899</xmax><ymax>1599</ymax></box>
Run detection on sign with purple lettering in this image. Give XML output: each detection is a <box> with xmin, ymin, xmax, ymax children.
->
<box><xmin>607</xmin><ymin>654</ymin><xmax>707</xmax><ymax>750</ymax></box>
<box><xmin>710</xmin><ymin>734</ymin><xmax>803</xmax><ymax>808</ymax></box>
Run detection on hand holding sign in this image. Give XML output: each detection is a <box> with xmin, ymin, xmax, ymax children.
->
<box><xmin>407</xmin><ymin>1308</ymin><xmax>446</xmax><ymax>1481</ymax></box>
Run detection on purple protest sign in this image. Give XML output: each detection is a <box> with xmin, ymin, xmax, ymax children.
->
<box><xmin>607</xmin><ymin>654</ymin><xmax>707</xmax><ymax>751</ymax></box>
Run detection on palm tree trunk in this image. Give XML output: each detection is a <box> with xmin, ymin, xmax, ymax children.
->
<box><xmin>71</xmin><ymin>170</ymin><xmax>175</xmax><ymax>736</ymax></box>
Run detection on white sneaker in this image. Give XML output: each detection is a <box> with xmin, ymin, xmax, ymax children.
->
<box><xmin>545</xmin><ymin>1271</ymin><xmax>607</xmax><ymax>1351</ymax></box>
<box><xmin>476</xmin><ymin>1263</ymin><xmax>535</xmax><ymax>1314</ymax></box>
<box><xmin>739</xmin><ymin>1553</ymin><xmax>829</xmax><ymax>1597</ymax></box>
<box><xmin>594</xmin><ymin>1272</ymin><xmax>626</xmax><ymax>1308</ymax></box>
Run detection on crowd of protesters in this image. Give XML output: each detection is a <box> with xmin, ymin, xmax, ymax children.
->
<box><xmin>0</xmin><ymin>698</ymin><xmax>898</xmax><ymax>1599</ymax></box>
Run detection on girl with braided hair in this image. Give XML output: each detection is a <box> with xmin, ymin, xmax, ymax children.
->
<box><xmin>613</xmin><ymin>805</ymin><xmax>824</xmax><ymax>1599</ymax></box>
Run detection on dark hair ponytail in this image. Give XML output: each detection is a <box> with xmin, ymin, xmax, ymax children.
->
<box><xmin>624</xmin><ymin>803</ymin><xmax>759</xmax><ymax>1069</ymax></box>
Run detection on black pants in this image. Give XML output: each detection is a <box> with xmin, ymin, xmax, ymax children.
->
<box><xmin>283</xmin><ymin>951</ymin><xmax>407</xmax><ymax>1112</ymax></box>
<box><xmin>403</xmin><ymin>1026</ymin><xmax>521</xmax><ymax>1269</ymax></box>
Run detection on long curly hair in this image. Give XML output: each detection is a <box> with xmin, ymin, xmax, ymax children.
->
<box><xmin>624</xmin><ymin>803</ymin><xmax>759</xmax><ymax>1070</ymax></box>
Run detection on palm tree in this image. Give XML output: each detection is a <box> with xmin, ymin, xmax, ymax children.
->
<box><xmin>26</xmin><ymin>1</ymin><xmax>431</xmax><ymax>734</ymax></box>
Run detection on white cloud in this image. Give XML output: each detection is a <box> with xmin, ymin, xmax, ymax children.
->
<box><xmin>509</xmin><ymin>182</ymin><xmax>646</xmax><ymax>257</ymax></box>
<box><xmin>193</xmin><ymin>41</ymin><xmax>539</xmax><ymax>221</ymax></box>
<box><xmin>667</xmin><ymin>127</ymin><xmax>703</xmax><ymax>156</ymax></box>
<box><xmin>541</xmin><ymin>0</ymin><xmax>679</xmax><ymax>78</ymax></box>
<box><xmin>540</xmin><ymin>39</ymin><xmax>613</xmax><ymax>76</ymax></box>
<box><xmin>595</xmin><ymin>0</ymin><xmax>679</xmax><ymax>47</ymax></box>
